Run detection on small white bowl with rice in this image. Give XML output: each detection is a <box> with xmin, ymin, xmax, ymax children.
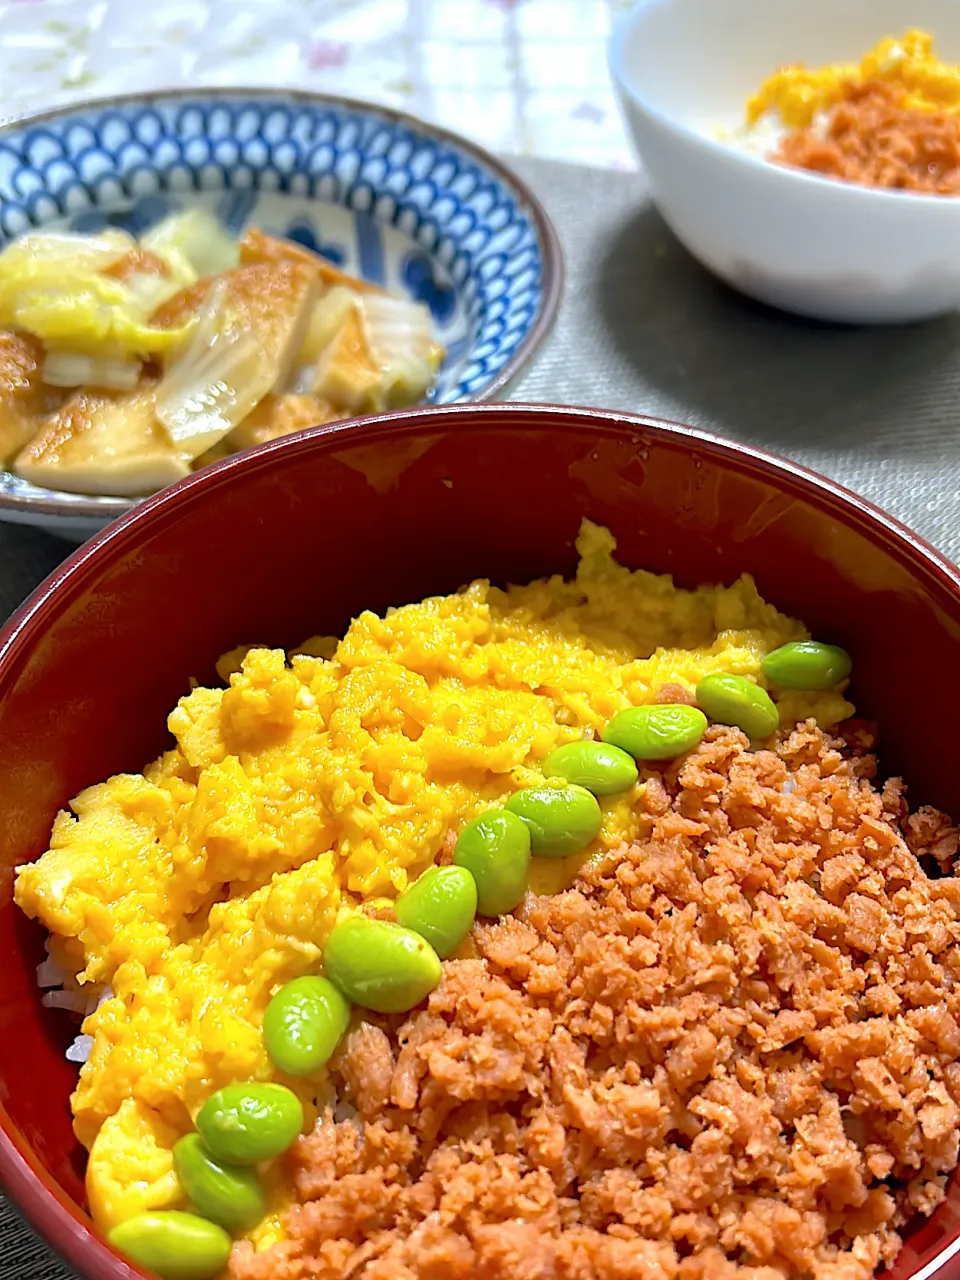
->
<box><xmin>609</xmin><ymin>0</ymin><xmax>960</xmax><ymax>324</ymax></box>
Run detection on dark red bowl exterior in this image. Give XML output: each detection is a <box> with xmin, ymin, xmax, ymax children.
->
<box><xmin>3</xmin><ymin>404</ymin><xmax>960</xmax><ymax>1280</ymax></box>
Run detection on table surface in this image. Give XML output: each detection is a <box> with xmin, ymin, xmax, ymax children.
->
<box><xmin>0</xmin><ymin>0</ymin><xmax>638</xmax><ymax>170</ymax></box>
<box><xmin>5</xmin><ymin>9</ymin><xmax>960</xmax><ymax>1278</ymax></box>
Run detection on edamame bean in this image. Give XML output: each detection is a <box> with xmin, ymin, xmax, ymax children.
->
<box><xmin>263</xmin><ymin>976</ymin><xmax>351</xmax><ymax>1077</ymax></box>
<box><xmin>108</xmin><ymin>1211</ymin><xmax>232</xmax><ymax>1280</ymax></box>
<box><xmin>196</xmin><ymin>1082</ymin><xmax>303</xmax><ymax>1167</ymax></box>
<box><xmin>323</xmin><ymin>916</ymin><xmax>442</xmax><ymax>1014</ymax></box>
<box><xmin>696</xmin><ymin>672</ymin><xmax>779</xmax><ymax>740</ymax></box>
<box><xmin>453</xmin><ymin>811</ymin><xmax>531</xmax><ymax>916</ymax></box>
<box><xmin>601</xmin><ymin>704</ymin><xmax>707</xmax><ymax>761</ymax></box>
<box><xmin>396</xmin><ymin>864</ymin><xmax>477</xmax><ymax>958</ymax></box>
<box><xmin>173</xmin><ymin>1134</ymin><xmax>266</xmax><ymax>1235</ymax></box>
<box><xmin>505</xmin><ymin>785</ymin><xmax>602</xmax><ymax>858</ymax></box>
<box><xmin>761</xmin><ymin>640</ymin><xmax>852</xmax><ymax>691</ymax></box>
<box><xmin>543</xmin><ymin>740</ymin><xmax>639</xmax><ymax>796</ymax></box>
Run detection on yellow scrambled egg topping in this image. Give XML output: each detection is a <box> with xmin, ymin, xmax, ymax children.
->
<box><xmin>748</xmin><ymin>30</ymin><xmax>960</xmax><ymax>129</ymax></box>
<box><xmin>13</xmin><ymin>521</ymin><xmax>853</xmax><ymax>1236</ymax></box>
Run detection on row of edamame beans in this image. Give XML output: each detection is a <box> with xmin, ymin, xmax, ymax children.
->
<box><xmin>107</xmin><ymin>639</ymin><xmax>849</xmax><ymax>1280</ymax></box>
<box><xmin>109</xmin><ymin>1082</ymin><xmax>305</xmax><ymax>1278</ymax></box>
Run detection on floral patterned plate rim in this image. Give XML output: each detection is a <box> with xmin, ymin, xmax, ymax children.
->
<box><xmin>0</xmin><ymin>87</ymin><xmax>563</xmax><ymax>538</ymax></box>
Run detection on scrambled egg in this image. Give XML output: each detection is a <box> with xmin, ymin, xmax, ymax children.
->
<box><xmin>86</xmin><ymin>1099</ymin><xmax>184</xmax><ymax>1231</ymax></box>
<box><xmin>748</xmin><ymin>30</ymin><xmax>960</xmax><ymax>129</ymax></box>
<box><xmin>13</xmin><ymin>520</ymin><xmax>853</xmax><ymax>1237</ymax></box>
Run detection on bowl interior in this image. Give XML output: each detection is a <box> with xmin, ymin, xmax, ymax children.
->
<box><xmin>4</xmin><ymin>406</ymin><xmax>960</xmax><ymax>1279</ymax></box>
<box><xmin>615</xmin><ymin>0</ymin><xmax>960</xmax><ymax>131</ymax></box>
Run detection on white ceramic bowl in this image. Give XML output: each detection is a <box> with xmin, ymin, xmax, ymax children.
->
<box><xmin>610</xmin><ymin>0</ymin><xmax>960</xmax><ymax>324</ymax></box>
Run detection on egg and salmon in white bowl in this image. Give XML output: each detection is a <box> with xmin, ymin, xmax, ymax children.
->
<box><xmin>610</xmin><ymin>0</ymin><xmax>960</xmax><ymax>323</ymax></box>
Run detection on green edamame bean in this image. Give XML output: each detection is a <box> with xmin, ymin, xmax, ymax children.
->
<box><xmin>761</xmin><ymin>640</ymin><xmax>852</xmax><ymax>691</ymax></box>
<box><xmin>108</xmin><ymin>1211</ymin><xmax>231</xmax><ymax>1280</ymax></box>
<box><xmin>172</xmin><ymin>1134</ymin><xmax>266</xmax><ymax>1234</ymax></box>
<box><xmin>323</xmin><ymin>916</ymin><xmax>442</xmax><ymax>1014</ymax></box>
<box><xmin>601</xmin><ymin>704</ymin><xmax>707</xmax><ymax>761</ymax></box>
<box><xmin>396</xmin><ymin>864</ymin><xmax>477</xmax><ymax>958</ymax></box>
<box><xmin>453</xmin><ymin>810</ymin><xmax>531</xmax><ymax>916</ymax></box>
<box><xmin>505</xmin><ymin>784</ymin><xmax>602</xmax><ymax>859</ymax></box>
<box><xmin>196</xmin><ymin>1082</ymin><xmax>303</xmax><ymax>1167</ymax></box>
<box><xmin>263</xmin><ymin>976</ymin><xmax>350</xmax><ymax>1077</ymax></box>
<box><xmin>696</xmin><ymin>672</ymin><xmax>779</xmax><ymax>740</ymax></box>
<box><xmin>543</xmin><ymin>739</ymin><xmax>638</xmax><ymax>796</ymax></box>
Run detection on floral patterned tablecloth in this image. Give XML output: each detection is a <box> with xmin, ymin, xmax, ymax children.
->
<box><xmin>0</xmin><ymin>0</ymin><xmax>638</xmax><ymax>169</ymax></box>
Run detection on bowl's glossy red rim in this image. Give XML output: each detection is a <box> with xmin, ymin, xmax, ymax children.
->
<box><xmin>3</xmin><ymin>402</ymin><xmax>960</xmax><ymax>1280</ymax></box>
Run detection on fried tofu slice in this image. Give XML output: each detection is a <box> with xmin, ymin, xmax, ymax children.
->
<box><xmin>239</xmin><ymin>227</ymin><xmax>379</xmax><ymax>294</ymax></box>
<box><xmin>103</xmin><ymin>247</ymin><xmax>172</xmax><ymax>282</ymax></box>
<box><xmin>226</xmin><ymin>393</ymin><xmax>343</xmax><ymax>450</ymax></box>
<box><xmin>0</xmin><ymin>332</ymin><xmax>63</xmax><ymax>463</ymax></box>
<box><xmin>100</xmin><ymin>247</ymin><xmax>184</xmax><ymax>318</ymax></box>
<box><xmin>192</xmin><ymin>396</ymin><xmax>341</xmax><ymax>466</ymax></box>
<box><xmin>240</xmin><ymin>231</ymin><xmax>442</xmax><ymax>414</ymax></box>
<box><xmin>152</xmin><ymin>260</ymin><xmax>320</xmax><ymax>391</ymax></box>
<box><xmin>13</xmin><ymin>381</ymin><xmax>190</xmax><ymax>496</ymax></box>
<box><xmin>310</xmin><ymin>305</ymin><xmax>384</xmax><ymax>412</ymax></box>
<box><xmin>150</xmin><ymin>277</ymin><xmax>208</xmax><ymax>331</ymax></box>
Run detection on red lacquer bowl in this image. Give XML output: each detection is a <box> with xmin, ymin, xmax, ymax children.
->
<box><xmin>2</xmin><ymin>404</ymin><xmax>960</xmax><ymax>1280</ymax></box>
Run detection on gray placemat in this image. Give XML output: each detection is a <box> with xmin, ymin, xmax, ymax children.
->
<box><xmin>510</xmin><ymin>158</ymin><xmax>960</xmax><ymax>564</ymax></box>
<box><xmin>4</xmin><ymin>152</ymin><xmax>960</xmax><ymax>1277</ymax></box>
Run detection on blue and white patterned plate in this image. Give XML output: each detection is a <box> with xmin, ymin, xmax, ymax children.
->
<box><xmin>0</xmin><ymin>89</ymin><xmax>562</xmax><ymax>539</ymax></box>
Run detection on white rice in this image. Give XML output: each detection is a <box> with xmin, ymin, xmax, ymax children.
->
<box><xmin>36</xmin><ymin>956</ymin><xmax>69</xmax><ymax>988</ymax></box>
<box><xmin>42</xmin><ymin>989</ymin><xmax>92</xmax><ymax>1013</ymax></box>
<box><xmin>333</xmin><ymin>1098</ymin><xmax>360</xmax><ymax>1125</ymax></box>
<box><xmin>707</xmin><ymin>110</ymin><xmax>830</xmax><ymax>162</ymax></box>
<box><xmin>713</xmin><ymin>113</ymin><xmax>790</xmax><ymax>159</ymax></box>
<box><xmin>36</xmin><ymin>938</ymin><xmax>111</xmax><ymax>1065</ymax></box>
<box><xmin>62</xmin><ymin>993</ymin><xmax>113</xmax><ymax>1065</ymax></box>
<box><xmin>66</xmin><ymin>1035</ymin><xmax>95</xmax><ymax>1064</ymax></box>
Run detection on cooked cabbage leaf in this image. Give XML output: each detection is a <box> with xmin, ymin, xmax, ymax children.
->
<box><xmin>0</xmin><ymin>265</ymin><xmax>193</xmax><ymax>358</ymax></box>
<box><xmin>154</xmin><ymin>279</ymin><xmax>279</xmax><ymax>458</ymax></box>
<box><xmin>3</xmin><ymin>279</ymin><xmax>193</xmax><ymax>356</ymax></box>
<box><xmin>0</xmin><ymin>228</ymin><xmax>135</xmax><ymax>274</ymax></box>
<box><xmin>141</xmin><ymin>209</ymin><xmax>240</xmax><ymax>281</ymax></box>
<box><xmin>359</xmin><ymin>293</ymin><xmax>442</xmax><ymax>406</ymax></box>
<box><xmin>297</xmin><ymin>285</ymin><xmax>358</xmax><ymax>366</ymax></box>
<box><xmin>42</xmin><ymin>349</ymin><xmax>142</xmax><ymax>391</ymax></box>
